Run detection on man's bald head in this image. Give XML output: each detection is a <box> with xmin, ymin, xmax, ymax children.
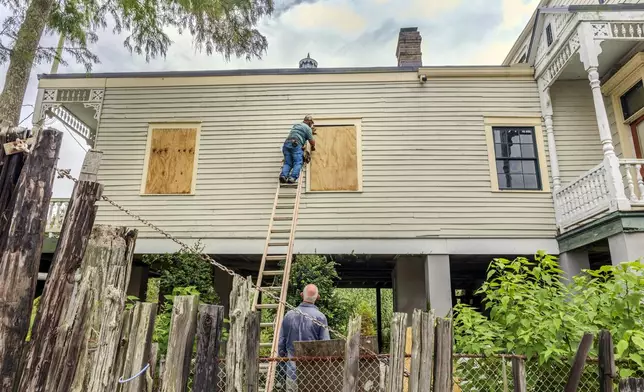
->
<box><xmin>301</xmin><ymin>284</ymin><xmax>320</xmax><ymax>304</ymax></box>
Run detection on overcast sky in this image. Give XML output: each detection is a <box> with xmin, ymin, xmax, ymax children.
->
<box><xmin>0</xmin><ymin>0</ymin><xmax>539</xmax><ymax>197</ymax></box>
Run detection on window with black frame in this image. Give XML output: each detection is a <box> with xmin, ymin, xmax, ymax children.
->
<box><xmin>492</xmin><ymin>126</ymin><xmax>542</xmax><ymax>190</ymax></box>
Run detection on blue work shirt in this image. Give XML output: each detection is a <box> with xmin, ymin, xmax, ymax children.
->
<box><xmin>286</xmin><ymin>123</ymin><xmax>314</xmax><ymax>146</ymax></box>
<box><xmin>278</xmin><ymin>303</ymin><xmax>330</xmax><ymax>380</ymax></box>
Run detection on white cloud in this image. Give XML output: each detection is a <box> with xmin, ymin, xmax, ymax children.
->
<box><xmin>399</xmin><ymin>0</ymin><xmax>463</xmax><ymax>19</ymax></box>
<box><xmin>501</xmin><ymin>0</ymin><xmax>540</xmax><ymax>30</ymax></box>
<box><xmin>281</xmin><ymin>2</ymin><xmax>367</xmax><ymax>34</ymax></box>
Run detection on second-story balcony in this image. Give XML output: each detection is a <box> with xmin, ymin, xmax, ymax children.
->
<box><xmin>555</xmin><ymin>159</ymin><xmax>644</xmax><ymax>232</ymax></box>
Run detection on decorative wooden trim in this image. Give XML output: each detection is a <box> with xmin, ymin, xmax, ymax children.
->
<box><xmin>603</xmin><ymin>53</ymin><xmax>644</xmax><ymax>159</ymax></box>
<box><xmin>483</xmin><ymin>116</ymin><xmax>551</xmax><ymax>193</ymax></box>
<box><xmin>140</xmin><ymin>122</ymin><xmax>201</xmax><ymax>196</ymax></box>
<box><xmin>305</xmin><ymin>117</ymin><xmax>363</xmax><ymax>193</ymax></box>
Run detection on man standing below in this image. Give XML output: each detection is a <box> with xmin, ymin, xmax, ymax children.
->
<box><xmin>280</xmin><ymin>115</ymin><xmax>316</xmax><ymax>184</ymax></box>
<box><xmin>277</xmin><ymin>284</ymin><xmax>330</xmax><ymax>391</ymax></box>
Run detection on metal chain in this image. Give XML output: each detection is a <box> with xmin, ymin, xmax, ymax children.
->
<box><xmin>54</xmin><ymin>167</ymin><xmax>409</xmax><ymax>377</ymax></box>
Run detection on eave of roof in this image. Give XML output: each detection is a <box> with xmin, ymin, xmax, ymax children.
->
<box><xmin>38</xmin><ymin>66</ymin><xmax>420</xmax><ymax>80</ymax></box>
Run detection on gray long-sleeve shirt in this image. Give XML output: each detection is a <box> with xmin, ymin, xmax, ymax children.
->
<box><xmin>278</xmin><ymin>303</ymin><xmax>330</xmax><ymax>380</ymax></box>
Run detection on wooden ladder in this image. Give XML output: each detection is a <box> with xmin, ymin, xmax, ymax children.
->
<box><xmin>254</xmin><ymin>174</ymin><xmax>305</xmax><ymax>392</ymax></box>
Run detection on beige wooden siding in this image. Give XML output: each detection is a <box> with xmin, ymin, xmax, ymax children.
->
<box><xmin>93</xmin><ymin>76</ymin><xmax>555</xmax><ymax>240</ymax></box>
<box><xmin>550</xmin><ymin>80</ymin><xmax>604</xmax><ymax>184</ymax></box>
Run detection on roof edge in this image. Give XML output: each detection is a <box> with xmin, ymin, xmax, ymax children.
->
<box><xmin>38</xmin><ymin>66</ymin><xmax>420</xmax><ymax>80</ymax></box>
<box><xmin>419</xmin><ymin>65</ymin><xmax>534</xmax><ymax>78</ymax></box>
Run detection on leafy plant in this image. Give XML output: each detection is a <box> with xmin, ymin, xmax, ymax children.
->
<box><xmin>143</xmin><ymin>241</ymin><xmax>219</xmax><ymax>305</ymax></box>
<box><xmin>283</xmin><ymin>254</ymin><xmax>352</xmax><ymax>334</ymax></box>
<box><xmin>453</xmin><ymin>253</ymin><xmax>644</xmax><ymax>383</ymax></box>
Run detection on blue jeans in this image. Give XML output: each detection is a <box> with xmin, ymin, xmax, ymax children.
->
<box><xmin>280</xmin><ymin>141</ymin><xmax>303</xmax><ymax>180</ymax></box>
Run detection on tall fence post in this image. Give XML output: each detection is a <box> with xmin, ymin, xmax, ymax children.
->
<box><xmin>565</xmin><ymin>333</ymin><xmax>594</xmax><ymax>392</ymax></box>
<box><xmin>512</xmin><ymin>357</ymin><xmax>527</xmax><ymax>392</ymax></box>
<box><xmin>194</xmin><ymin>304</ymin><xmax>225</xmax><ymax>392</ymax></box>
<box><xmin>599</xmin><ymin>330</ymin><xmax>616</xmax><ymax>392</ymax></box>
<box><xmin>18</xmin><ymin>150</ymin><xmax>103</xmax><ymax>391</ymax></box>
<box><xmin>0</xmin><ymin>128</ymin><xmax>62</xmax><ymax>391</ymax></box>
<box><xmin>193</xmin><ymin>304</ymin><xmax>224</xmax><ymax>392</ymax></box>
<box><xmin>433</xmin><ymin>317</ymin><xmax>453</xmax><ymax>392</ymax></box>
<box><xmin>0</xmin><ymin>126</ymin><xmax>31</xmax><ymax>237</ymax></box>
<box><xmin>388</xmin><ymin>312</ymin><xmax>408</xmax><ymax>392</ymax></box>
<box><xmin>226</xmin><ymin>276</ymin><xmax>253</xmax><ymax>392</ymax></box>
<box><xmin>161</xmin><ymin>295</ymin><xmax>199</xmax><ymax>392</ymax></box>
<box><xmin>66</xmin><ymin>226</ymin><xmax>137</xmax><ymax>392</ymax></box>
<box><xmin>119</xmin><ymin>302</ymin><xmax>157</xmax><ymax>392</ymax></box>
<box><xmin>245</xmin><ymin>311</ymin><xmax>260</xmax><ymax>392</ymax></box>
<box><xmin>619</xmin><ymin>379</ymin><xmax>644</xmax><ymax>392</ymax></box>
<box><xmin>113</xmin><ymin>308</ymin><xmax>134</xmax><ymax>390</ymax></box>
<box><xmin>409</xmin><ymin>309</ymin><xmax>434</xmax><ymax>392</ymax></box>
<box><xmin>343</xmin><ymin>314</ymin><xmax>362</xmax><ymax>392</ymax></box>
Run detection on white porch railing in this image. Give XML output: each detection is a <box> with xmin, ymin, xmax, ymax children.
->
<box><xmin>620</xmin><ymin>159</ymin><xmax>644</xmax><ymax>207</ymax></box>
<box><xmin>46</xmin><ymin>199</ymin><xmax>69</xmax><ymax>234</ymax></box>
<box><xmin>555</xmin><ymin>158</ymin><xmax>644</xmax><ymax>231</ymax></box>
<box><xmin>554</xmin><ymin>163</ymin><xmax>612</xmax><ymax>230</ymax></box>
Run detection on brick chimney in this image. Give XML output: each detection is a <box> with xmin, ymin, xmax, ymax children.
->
<box><xmin>396</xmin><ymin>27</ymin><xmax>422</xmax><ymax>67</ymax></box>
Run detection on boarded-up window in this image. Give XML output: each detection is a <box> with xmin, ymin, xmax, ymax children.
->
<box><xmin>143</xmin><ymin>126</ymin><xmax>199</xmax><ymax>195</ymax></box>
<box><xmin>309</xmin><ymin>125</ymin><xmax>360</xmax><ymax>191</ymax></box>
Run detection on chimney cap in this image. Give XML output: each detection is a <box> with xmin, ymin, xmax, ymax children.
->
<box><xmin>400</xmin><ymin>27</ymin><xmax>418</xmax><ymax>33</ymax></box>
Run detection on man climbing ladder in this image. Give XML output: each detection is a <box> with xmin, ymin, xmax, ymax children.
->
<box><xmin>279</xmin><ymin>115</ymin><xmax>316</xmax><ymax>184</ymax></box>
<box><xmin>254</xmin><ymin>115</ymin><xmax>318</xmax><ymax>392</ymax></box>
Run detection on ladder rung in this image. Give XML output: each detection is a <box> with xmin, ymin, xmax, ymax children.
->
<box><xmin>263</xmin><ymin>270</ymin><xmax>285</xmax><ymax>276</ymax></box>
<box><xmin>270</xmin><ymin>229</ymin><xmax>290</xmax><ymax>234</ymax></box>
<box><xmin>268</xmin><ymin>242</ymin><xmax>289</xmax><ymax>247</ymax></box>
<box><xmin>260</xmin><ymin>342</ymin><xmax>273</xmax><ymax>348</ymax></box>
<box><xmin>260</xmin><ymin>286</ymin><xmax>282</xmax><ymax>291</ymax></box>
<box><xmin>260</xmin><ymin>322</ymin><xmax>275</xmax><ymax>328</ymax></box>
<box><xmin>276</xmin><ymin>204</ymin><xmax>294</xmax><ymax>209</ymax></box>
<box><xmin>256</xmin><ymin>303</ymin><xmax>279</xmax><ymax>310</ymax></box>
<box><xmin>280</xmin><ymin>183</ymin><xmax>298</xmax><ymax>188</ymax></box>
<box><xmin>265</xmin><ymin>255</ymin><xmax>286</xmax><ymax>261</ymax></box>
<box><xmin>273</xmin><ymin>216</ymin><xmax>292</xmax><ymax>221</ymax></box>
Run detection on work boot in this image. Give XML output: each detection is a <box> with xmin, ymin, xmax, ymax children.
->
<box><xmin>279</xmin><ymin>176</ymin><xmax>287</xmax><ymax>184</ymax></box>
<box><xmin>287</xmin><ymin>177</ymin><xmax>297</xmax><ymax>184</ymax></box>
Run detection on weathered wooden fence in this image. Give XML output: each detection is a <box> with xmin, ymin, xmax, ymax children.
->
<box><xmin>1</xmin><ymin>129</ymin><xmax>643</xmax><ymax>392</ymax></box>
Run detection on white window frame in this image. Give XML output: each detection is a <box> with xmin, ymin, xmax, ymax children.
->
<box><xmin>484</xmin><ymin>116</ymin><xmax>550</xmax><ymax>193</ymax></box>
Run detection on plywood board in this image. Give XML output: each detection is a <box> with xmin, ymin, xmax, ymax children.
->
<box><xmin>310</xmin><ymin>125</ymin><xmax>359</xmax><ymax>191</ymax></box>
<box><xmin>144</xmin><ymin>128</ymin><xmax>197</xmax><ymax>194</ymax></box>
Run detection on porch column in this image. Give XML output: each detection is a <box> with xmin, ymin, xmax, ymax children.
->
<box><xmin>537</xmin><ymin>80</ymin><xmax>562</xmax><ymax>191</ymax></box>
<box><xmin>578</xmin><ymin>22</ymin><xmax>630</xmax><ymax>211</ymax></box>
<box><xmin>392</xmin><ymin>256</ymin><xmax>426</xmax><ymax>324</ymax></box>
<box><xmin>424</xmin><ymin>255</ymin><xmax>452</xmax><ymax>318</ymax></box>
<box><xmin>559</xmin><ymin>250</ymin><xmax>590</xmax><ymax>281</ymax></box>
<box><xmin>608</xmin><ymin>232</ymin><xmax>644</xmax><ymax>264</ymax></box>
